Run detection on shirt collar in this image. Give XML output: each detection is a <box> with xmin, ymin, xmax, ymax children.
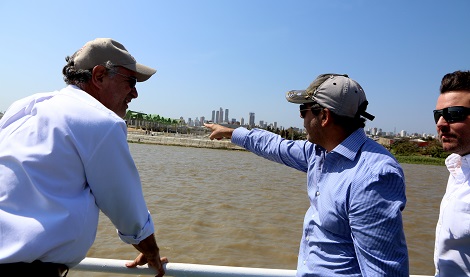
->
<box><xmin>446</xmin><ymin>153</ymin><xmax>470</xmax><ymax>173</ymax></box>
<box><xmin>330</xmin><ymin>129</ymin><xmax>368</xmax><ymax>161</ymax></box>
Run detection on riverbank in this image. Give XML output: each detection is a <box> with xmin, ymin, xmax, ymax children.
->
<box><xmin>127</xmin><ymin>129</ymin><xmax>446</xmax><ymax>166</ymax></box>
<box><xmin>127</xmin><ymin>130</ymin><xmax>245</xmax><ymax>151</ymax></box>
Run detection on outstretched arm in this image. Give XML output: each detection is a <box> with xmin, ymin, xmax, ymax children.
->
<box><xmin>204</xmin><ymin>123</ymin><xmax>235</xmax><ymax>140</ymax></box>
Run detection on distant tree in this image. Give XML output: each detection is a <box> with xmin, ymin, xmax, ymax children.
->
<box><xmin>421</xmin><ymin>139</ymin><xmax>449</xmax><ymax>159</ymax></box>
<box><xmin>391</xmin><ymin>139</ymin><xmax>419</xmax><ymax>156</ymax></box>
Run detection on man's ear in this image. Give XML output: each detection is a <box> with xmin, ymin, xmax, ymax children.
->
<box><xmin>320</xmin><ymin>108</ymin><xmax>331</xmax><ymax>127</ymax></box>
<box><xmin>91</xmin><ymin>65</ymin><xmax>108</xmax><ymax>89</ymax></box>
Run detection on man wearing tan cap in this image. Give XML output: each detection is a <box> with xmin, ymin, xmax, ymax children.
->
<box><xmin>205</xmin><ymin>74</ymin><xmax>409</xmax><ymax>276</ymax></box>
<box><xmin>0</xmin><ymin>38</ymin><xmax>167</xmax><ymax>276</ymax></box>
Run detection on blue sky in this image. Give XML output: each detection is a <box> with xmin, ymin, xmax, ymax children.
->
<box><xmin>1</xmin><ymin>0</ymin><xmax>469</xmax><ymax>135</ymax></box>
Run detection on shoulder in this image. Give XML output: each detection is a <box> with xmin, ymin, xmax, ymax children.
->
<box><xmin>348</xmin><ymin>138</ymin><xmax>405</xmax><ymax>185</ymax></box>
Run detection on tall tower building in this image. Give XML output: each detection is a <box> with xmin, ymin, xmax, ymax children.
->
<box><xmin>249</xmin><ymin>112</ymin><xmax>255</xmax><ymax>128</ymax></box>
<box><xmin>216</xmin><ymin>111</ymin><xmax>220</xmax><ymax>123</ymax></box>
<box><xmin>219</xmin><ymin>107</ymin><xmax>224</xmax><ymax>123</ymax></box>
<box><xmin>241</xmin><ymin>117</ymin><xmax>244</xmax><ymax>126</ymax></box>
<box><xmin>225</xmin><ymin>109</ymin><xmax>229</xmax><ymax>123</ymax></box>
<box><xmin>211</xmin><ymin>110</ymin><xmax>215</xmax><ymax>123</ymax></box>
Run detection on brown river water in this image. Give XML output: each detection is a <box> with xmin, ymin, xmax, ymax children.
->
<box><xmin>71</xmin><ymin>143</ymin><xmax>447</xmax><ymax>276</ymax></box>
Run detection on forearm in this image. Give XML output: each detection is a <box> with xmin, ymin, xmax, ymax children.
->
<box><xmin>132</xmin><ymin>233</ymin><xmax>161</xmax><ymax>259</ymax></box>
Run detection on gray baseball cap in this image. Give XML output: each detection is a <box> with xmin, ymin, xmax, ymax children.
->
<box><xmin>72</xmin><ymin>38</ymin><xmax>156</xmax><ymax>82</ymax></box>
<box><xmin>286</xmin><ymin>73</ymin><xmax>375</xmax><ymax>121</ymax></box>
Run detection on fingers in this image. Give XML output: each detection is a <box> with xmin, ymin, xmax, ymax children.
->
<box><xmin>204</xmin><ymin>123</ymin><xmax>218</xmax><ymax>140</ymax></box>
<box><xmin>203</xmin><ymin>123</ymin><xmax>234</xmax><ymax>140</ymax></box>
<box><xmin>125</xmin><ymin>255</ymin><xmax>169</xmax><ymax>276</ymax></box>
<box><xmin>125</xmin><ymin>253</ymin><xmax>146</xmax><ymax>268</ymax></box>
<box><xmin>125</xmin><ymin>259</ymin><xmax>139</xmax><ymax>268</ymax></box>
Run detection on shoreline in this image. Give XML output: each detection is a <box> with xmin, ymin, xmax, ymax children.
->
<box><xmin>127</xmin><ymin>129</ymin><xmax>446</xmax><ymax>165</ymax></box>
<box><xmin>127</xmin><ymin>130</ymin><xmax>245</xmax><ymax>151</ymax></box>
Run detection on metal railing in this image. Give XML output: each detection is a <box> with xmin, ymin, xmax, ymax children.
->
<box><xmin>73</xmin><ymin>257</ymin><xmax>432</xmax><ymax>277</ymax></box>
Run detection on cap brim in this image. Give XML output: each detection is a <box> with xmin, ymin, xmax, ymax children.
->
<box><xmin>122</xmin><ymin>63</ymin><xmax>157</xmax><ymax>82</ymax></box>
<box><xmin>285</xmin><ymin>90</ymin><xmax>315</xmax><ymax>104</ymax></box>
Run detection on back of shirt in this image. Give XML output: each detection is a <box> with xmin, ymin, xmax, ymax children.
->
<box><xmin>0</xmin><ymin>86</ymin><xmax>153</xmax><ymax>267</ymax></box>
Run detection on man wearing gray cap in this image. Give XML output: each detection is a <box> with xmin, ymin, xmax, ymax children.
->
<box><xmin>204</xmin><ymin>74</ymin><xmax>409</xmax><ymax>276</ymax></box>
<box><xmin>0</xmin><ymin>38</ymin><xmax>167</xmax><ymax>276</ymax></box>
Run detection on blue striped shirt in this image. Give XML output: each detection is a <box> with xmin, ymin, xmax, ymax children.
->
<box><xmin>232</xmin><ymin>127</ymin><xmax>409</xmax><ymax>276</ymax></box>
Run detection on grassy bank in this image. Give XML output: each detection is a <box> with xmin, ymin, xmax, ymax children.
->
<box><xmin>395</xmin><ymin>155</ymin><xmax>445</xmax><ymax>166</ymax></box>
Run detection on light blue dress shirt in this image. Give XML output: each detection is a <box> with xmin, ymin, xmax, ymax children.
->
<box><xmin>232</xmin><ymin>127</ymin><xmax>409</xmax><ymax>276</ymax></box>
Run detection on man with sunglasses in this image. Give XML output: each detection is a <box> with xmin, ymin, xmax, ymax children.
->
<box><xmin>433</xmin><ymin>70</ymin><xmax>470</xmax><ymax>277</ymax></box>
<box><xmin>204</xmin><ymin>73</ymin><xmax>409</xmax><ymax>276</ymax></box>
<box><xmin>0</xmin><ymin>38</ymin><xmax>168</xmax><ymax>276</ymax></box>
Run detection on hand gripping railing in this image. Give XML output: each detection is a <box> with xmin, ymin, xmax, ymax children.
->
<box><xmin>73</xmin><ymin>257</ymin><xmax>432</xmax><ymax>277</ymax></box>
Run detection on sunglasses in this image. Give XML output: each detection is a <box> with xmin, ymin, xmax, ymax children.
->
<box><xmin>299</xmin><ymin>103</ymin><xmax>323</xmax><ymax>119</ymax></box>
<box><xmin>114</xmin><ymin>71</ymin><xmax>137</xmax><ymax>88</ymax></box>
<box><xmin>433</xmin><ymin>106</ymin><xmax>470</xmax><ymax>124</ymax></box>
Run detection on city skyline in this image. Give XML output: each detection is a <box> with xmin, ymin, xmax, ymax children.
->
<box><xmin>181</xmin><ymin>106</ymin><xmax>436</xmax><ymax>138</ymax></box>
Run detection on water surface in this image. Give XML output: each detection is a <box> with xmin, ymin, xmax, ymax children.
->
<box><xmin>73</xmin><ymin>143</ymin><xmax>447</xmax><ymax>276</ymax></box>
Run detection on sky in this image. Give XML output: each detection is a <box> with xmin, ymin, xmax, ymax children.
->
<box><xmin>1</xmin><ymin>0</ymin><xmax>469</xmax><ymax>135</ymax></box>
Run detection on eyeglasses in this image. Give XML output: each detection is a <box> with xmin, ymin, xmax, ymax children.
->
<box><xmin>299</xmin><ymin>103</ymin><xmax>323</xmax><ymax>119</ymax></box>
<box><xmin>433</xmin><ymin>106</ymin><xmax>470</xmax><ymax>124</ymax></box>
<box><xmin>114</xmin><ymin>71</ymin><xmax>137</xmax><ymax>88</ymax></box>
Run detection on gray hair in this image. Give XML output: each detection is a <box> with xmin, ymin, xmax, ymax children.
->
<box><xmin>62</xmin><ymin>56</ymin><xmax>117</xmax><ymax>86</ymax></box>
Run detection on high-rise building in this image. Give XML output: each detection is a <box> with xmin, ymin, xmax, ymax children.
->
<box><xmin>249</xmin><ymin>112</ymin><xmax>255</xmax><ymax>127</ymax></box>
<box><xmin>211</xmin><ymin>110</ymin><xmax>215</xmax><ymax>123</ymax></box>
<box><xmin>216</xmin><ymin>111</ymin><xmax>220</xmax><ymax>123</ymax></box>
<box><xmin>225</xmin><ymin>109</ymin><xmax>229</xmax><ymax>123</ymax></box>
<box><xmin>219</xmin><ymin>107</ymin><xmax>224</xmax><ymax>123</ymax></box>
<box><xmin>241</xmin><ymin>117</ymin><xmax>244</xmax><ymax>126</ymax></box>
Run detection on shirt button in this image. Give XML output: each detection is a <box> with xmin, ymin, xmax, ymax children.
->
<box><xmin>306</xmin><ymin>236</ymin><xmax>309</xmax><ymax>241</ymax></box>
<box><xmin>303</xmin><ymin>260</ymin><xmax>306</xmax><ymax>265</ymax></box>
<box><xmin>316</xmin><ymin>191</ymin><xmax>320</xmax><ymax>196</ymax></box>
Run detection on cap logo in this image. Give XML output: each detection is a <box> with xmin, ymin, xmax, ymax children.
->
<box><xmin>287</xmin><ymin>90</ymin><xmax>302</xmax><ymax>99</ymax></box>
<box><xmin>343</xmin><ymin>80</ymin><xmax>349</xmax><ymax>95</ymax></box>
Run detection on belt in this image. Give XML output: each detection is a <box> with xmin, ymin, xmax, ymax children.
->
<box><xmin>0</xmin><ymin>260</ymin><xmax>69</xmax><ymax>276</ymax></box>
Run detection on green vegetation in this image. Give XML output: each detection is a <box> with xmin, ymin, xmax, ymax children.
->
<box><xmin>395</xmin><ymin>155</ymin><xmax>445</xmax><ymax>166</ymax></box>
<box><xmin>125</xmin><ymin>110</ymin><xmax>180</xmax><ymax>125</ymax></box>
<box><xmin>125</xmin><ymin>110</ymin><xmax>183</xmax><ymax>132</ymax></box>
<box><xmin>387</xmin><ymin>138</ymin><xmax>448</xmax><ymax>166</ymax></box>
<box><xmin>267</xmin><ymin>126</ymin><xmax>306</xmax><ymax>140</ymax></box>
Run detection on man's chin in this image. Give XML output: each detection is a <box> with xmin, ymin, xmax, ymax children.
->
<box><xmin>442</xmin><ymin>142</ymin><xmax>457</xmax><ymax>154</ymax></box>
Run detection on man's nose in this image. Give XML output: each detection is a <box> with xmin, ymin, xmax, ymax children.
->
<box><xmin>131</xmin><ymin>87</ymin><xmax>138</xmax><ymax>99</ymax></box>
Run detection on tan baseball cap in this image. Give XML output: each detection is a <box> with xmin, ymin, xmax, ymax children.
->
<box><xmin>286</xmin><ymin>73</ymin><xmax>375</xmax><ymax>121</ymax></box>
<box><xmin>72</xmin><ymin>38</ymin><xmax>156</xmax><ymax>82</ymax></box>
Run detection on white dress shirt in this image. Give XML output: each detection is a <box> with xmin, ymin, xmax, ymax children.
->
<box><xmin>435</xmin><ymin>153</ymin><xmax>470</xmax><ymax>276</ymax></box>
<box><xmin>0</xmin><ymin>85</ymin><xmax>154</xmax><ymax>267</ymax></box>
